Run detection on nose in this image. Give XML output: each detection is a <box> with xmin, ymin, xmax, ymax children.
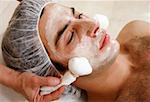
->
<box><xmin>72</xmin><ymin>18</ymin><xmax>98</xmax><ymax>38</ymax></box>
<box><xmin>89</xmin><ymin>23</ymin><xmax>99</xmax><ymax>37</ymax></box>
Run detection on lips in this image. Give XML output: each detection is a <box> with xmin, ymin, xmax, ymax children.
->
<box><xmin>99</xmin><ymin>33</ymin><xmax>110</xmax><ymax>50</ymax></box>
<box><xmin>92</xmin><ymin>22</ymin><xmax>110</xmax><ymax>50</ymax></box>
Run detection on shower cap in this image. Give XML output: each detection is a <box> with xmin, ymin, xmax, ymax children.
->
<box><xmin>1</xmin><ymin>0</ymin><xmax>60</xmax><ymax>76</ymax></box>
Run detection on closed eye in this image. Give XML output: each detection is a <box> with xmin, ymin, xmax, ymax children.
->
<box><xmin>67</xmin><ymin>31</ymin><xmax>74</xmax><ymax>45</ymax></box>
<box><xmin>78</xmin><ymin>13</ymin><xmax>83</xmax><ymax>19</ymax></box>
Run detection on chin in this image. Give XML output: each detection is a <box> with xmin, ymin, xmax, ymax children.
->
<box><xmin>106</xmin><ymin>39</ymin><xmax>120</xmax><ymax>64</ymax></box>
<box><xmin>91</xmin><ymin>39</ymin><xmax>120</xmax><ymax>70</ymax></box>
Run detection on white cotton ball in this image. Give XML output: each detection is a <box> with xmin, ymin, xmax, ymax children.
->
<box><xmin>93</xmin><ymin>14</ymin><xmax>109</xmax><ymax>30</ymax></box>
<box><xmin>68</xmin><ymin>57</ymin><xmax>93</xmax><ymax>77</ymax></box>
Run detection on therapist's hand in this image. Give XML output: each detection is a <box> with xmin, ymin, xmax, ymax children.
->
<box><xmin>17</xmin><ymin>72</ymin><xmax>64</xmax><ymax>102</ymax></box>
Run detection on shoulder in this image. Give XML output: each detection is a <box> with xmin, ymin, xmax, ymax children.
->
<box><xmin>116</xmin><ymin>20</ymin><xmax>150</xmax><ymax>67</ymax></box>
<box><xmin>116</xmin><ymin>20</ymin><xmax>150</xmax><ymax>68</ymax></box>
<box><xmin>117</xmin><ymin>20</ymin><xmax>150</xmax><ymax>46</ymax></box>
<box><xmin>116</xmin><ymin>20</ymin><xmax>150</xmax><ymax>62</ymax></box>
<box><xmin>115</xmin><ymin>20</ymin><xmax>150</xmax><ymax>102</ymax></box>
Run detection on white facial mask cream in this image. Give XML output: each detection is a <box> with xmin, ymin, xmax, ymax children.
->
<box><xmin>40</xmin><ymin>57</ymin><xmax>92</xmax><ymax>95</ymax></box>
<box><xmin>72</xmin><ymin>14</ymin><xmax>119</xmax><ymax>71</ymax></box>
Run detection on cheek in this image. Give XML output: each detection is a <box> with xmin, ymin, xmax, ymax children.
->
<box><xmin>50</xmin><ymin>49</ymin><xmax>68</xmax><ymax>66</ymax></box>
<box><xmin>72</xmin><ymin>36</ymin><xmax>98</xmax><ymax>58</ymax></box>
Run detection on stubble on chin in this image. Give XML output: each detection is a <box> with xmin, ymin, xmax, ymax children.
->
<box><xmin>92</xmin><ymin>53</ymin><xmax>119</xmax><ymax>76</ymax></box>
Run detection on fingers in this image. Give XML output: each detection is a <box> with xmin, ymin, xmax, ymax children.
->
<box><xmin>34</xmin><ymin>86</ymin><xmax>65</xmax><ymax>102</ymax></box>
<box><xmin>38</xmin><ymin>76</ymin><xmax>61</xmax><ymax>86</ymax></box>
<box><xmin>43</xmin><ymin>86</ymin><xmax>65</xmax><ymax>101</ymax></box>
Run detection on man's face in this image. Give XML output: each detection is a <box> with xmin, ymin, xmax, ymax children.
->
<box><xmin>39</xmin><ymin>3</ymin><xmax>119</xmax><ymax>73</ymax></box>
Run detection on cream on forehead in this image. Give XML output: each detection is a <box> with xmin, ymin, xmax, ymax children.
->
<box><xmin>45</xmin><ymin>9</ymin><xmax>57</xmax><ymax>45</ymax></box>
<box><xmin>45</xmin><ymin>6</ymin><xmax>72</xmax><ymax>47</ymax></box>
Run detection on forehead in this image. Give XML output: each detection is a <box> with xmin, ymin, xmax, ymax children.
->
<box><xmin>45</xmin><ymin>3</ymin><xmax>71</xmax><ymax>16</ymax></box>
<box><xmin>43</xmin><ymin>3</ymin><xmax>72</xmax><ymax>47</ymax></box>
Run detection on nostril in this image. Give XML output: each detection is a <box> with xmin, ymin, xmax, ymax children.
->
<box><xmin>88</xmin><ymin>24</ymin><xmax>100</xmax><ymax>38</ymax></box>
<box><xmin>92</xmin><ymin>26</ymin><xmax>99</xmax><ymax>37</ymax></box>
<box><xmin>94</xmin><ymin>26</ymin><xmax>99</xmax><ymax>34</ymax></box>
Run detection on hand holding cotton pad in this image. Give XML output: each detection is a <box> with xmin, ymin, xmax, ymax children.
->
<box><xmin>40</xmin><ymin>57</ymin><xmax>92</xmax><ymax>95</ymax></box>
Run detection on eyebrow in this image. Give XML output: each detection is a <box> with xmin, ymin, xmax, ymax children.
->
<box><xmin>70</xmin><ymin>7</ymin><xmax>75</xmax><ymax>15</ymax></box>
<box><xmin>55</xmin><ymin>8</ymin><xmax>75</xmax><ymax>46</ymax></box>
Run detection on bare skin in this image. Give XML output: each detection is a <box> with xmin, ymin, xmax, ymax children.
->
<box><xmin>79</xmin><ymin>21</ymin><xmax>150</xmax><ymax>102</ymax></box>
<box><xmin>115</xmin><ymin>21</ymin><xmax>150</xmax><ymax>102</ymax></box>
<box><xmin>86</xmin><ymin>21</ymin><xmax>150</xmax><ymax>102</ymax></box>
<box><xmin>38</xmin><ymin>3</ymin><xmax>150</xmax><ymax>102</ymax></box>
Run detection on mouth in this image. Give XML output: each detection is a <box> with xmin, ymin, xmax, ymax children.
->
<box><xmin>92</xmin><ymin>22</ymin><xmax>110</xmax><ymax>50</ymax></box>
<box><xmin>99</xmin><ymin>31</ymin><xmax>110</xmax><ymax>50</ymax></box>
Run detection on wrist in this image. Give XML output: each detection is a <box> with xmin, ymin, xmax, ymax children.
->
<box><xmin>11</xmin><ymin>71</ymin><xmax>23</xmax><ymax>93</ymax></box>
<box><xmin>0</xmin><ymin>64</ymin><xmax>22</xmax><ymax>93</ymax></box>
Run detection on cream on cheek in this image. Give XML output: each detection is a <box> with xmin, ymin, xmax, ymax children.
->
<box><xmin>72</xmin><ymin>36</ymin><xmax>97</xmax><ymax>58</ymax></box>
<box><xmin>91</xmin><ymin>39</ymin><xmax>120</xmax><ymax>69</ymax></box>
<box><xmin>44</xmin><ymin>12</ymin><xmax>56</xmax><ymax>47</ymax></box>
<box><xmin>72</xmin><ymin>36</ymin><xmax>100</xmax><ymax>69</ymax></box>
<box><xmin>71</xmin><ymin>33</ymin><xmax>120</xmax><ymax>70</ymax></box>
<box><xmin>70</xmin><ymin>14</ymin><xmax>120</xmax><ymax>70</ymax></box>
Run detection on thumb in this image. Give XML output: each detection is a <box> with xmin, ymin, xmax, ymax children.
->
<box><xmin>38</xmin><ymin>76</ymin><xmax>61</xmax><ymax>86</ymax></box>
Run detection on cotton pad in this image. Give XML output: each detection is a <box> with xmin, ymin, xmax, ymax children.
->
<box><xmin>68</xmin><ymin>57</ymin><xmax>93</xmax><ymax>77</ymax></box>
<box><xmin>40</xmin><ymin>71</ymin><xmax>77</xmax><ymax>95</ymax></box>
<box><xmin>40</xmin><ymin>57</ymin><xmax>92</xmax><ymax>95</ymax></box>
<box><xmin>93</xmin><ymin>14</ymin><xmax>109</xmax><ymax>30</ymax></box>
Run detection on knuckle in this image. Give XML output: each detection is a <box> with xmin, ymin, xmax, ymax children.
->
<box><xmin>44</xmin><ymin>78</ymin><xmax>49</xmax><ymax>83</ymax></box>
<box><xmin>32</xmin><ymin>76</ymin><xmax>39</xmax><ymax>84</ymax></box>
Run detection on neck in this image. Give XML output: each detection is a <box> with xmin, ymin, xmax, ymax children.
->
<box><xmin>87</xmin><ymin>54</ymin><xmax>132</xmax><ymax>102</ymax></box>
